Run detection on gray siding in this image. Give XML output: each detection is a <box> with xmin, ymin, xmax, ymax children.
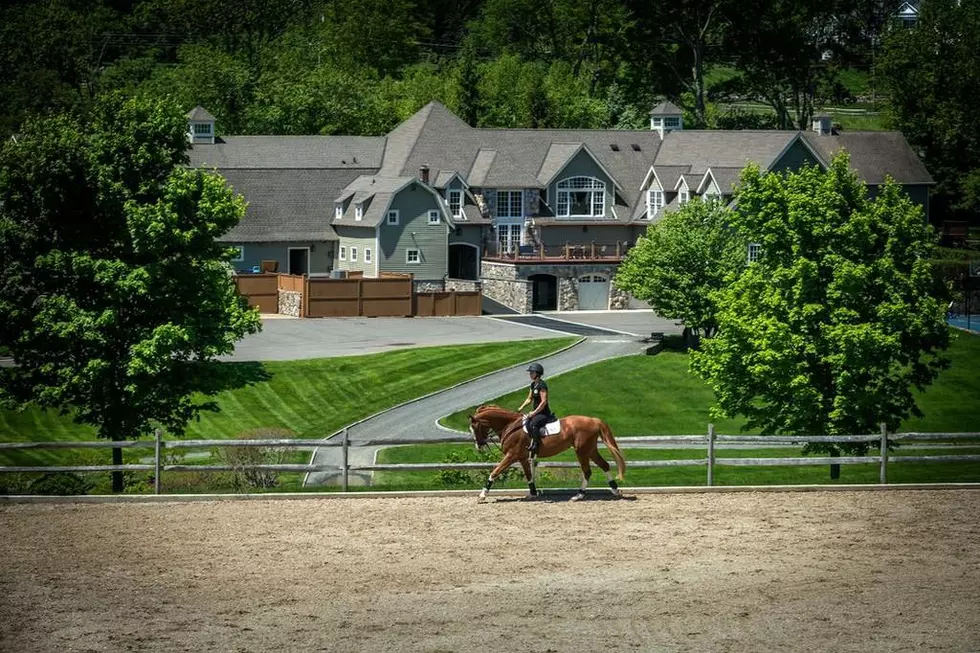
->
<box><xmin>335</xmin><ymin>226</ymin><xmax>378</xmax><ymax>276</ymax></box>
<box><xmin>229</xmin><ymin>241</ymin><xmax>334</xmax><ymax>274</ymax></box>
<box><xmin>540</xmin><ymin>225</ymin><xmax>631</xmax><ymax>249</ymax></box>
<box><xmin>866</xmin><ymin>183</ymin><xmax>930</xmax><ymax>218</ymax></box>
<box><xmin>379</xmin><ymin>185</ymin><xmax>448</xmax><ymax>279</ymax></box>
<box><xmin>449</xmin><ymin>224</ymin><xmax>484</xmax><ymax>248</ymax></box>
<box><xmin>546</xmin><ymin>150</ymin><xmax>616</xmax><ymax>219</ymax></box>
<box><xmin>770</xmin><ymin>139</ymin><xmax>821</xmax><ymax>173</ymax></box>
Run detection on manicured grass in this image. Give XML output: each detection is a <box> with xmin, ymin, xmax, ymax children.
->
<box><xmin>830</xmin><ymin>112</ymin><xmax>888</xmax><ymax>131</ymax></box>
<box><xmin>371</xmin><ymin>443</ymin><xmax>980</xmax><ymax>490</ymax></box>
<box><xmin>442</xmin><ymin>329</ymin><xmax>980</xmax><ymax>436</ymax></box>
<box><xmin>0</xmin><ymin>338</ymin><xmax>576</xmax><ymax>470</ymax></box>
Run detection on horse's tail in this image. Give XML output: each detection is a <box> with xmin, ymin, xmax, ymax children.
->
<box><xmin>598</xmin><ymin>421</ymin><xmax>626</xmax><ymax>481</ymax></box>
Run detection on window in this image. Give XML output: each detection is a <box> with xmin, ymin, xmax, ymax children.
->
<box><xmin>556</xmin><ymin>177</ymin><xmax>605</xmax><ymax>217</ymax></box>
<box><xmin>664</xmin><ymin>116</ymin><xmax>681</xmax><ymax>129</ymax></box>
<box><xmin>355</xmin><ymin>204</ymin><xmax>363</xmax><ymax>221</ymax></box>
<box><xmin>339</xmin><ymin>246</ymin><xmax>347</xmax><ymax>261</ymax></box>
<box><xmin>229</xmin><ymin>245</ymin><xmax>244</xmax><ymax>262</ymax></box>
<box><xmin>386</xmin><ymin>209</ymin><xmax>399</xmax><ymax>225</ymax></box>
<box><xmin>193</xmin><ymin>122</ymin><xmax>212</xmax><ymax>135</ymax></box>
<box><xmin>334</xmin><ymin>204</ymin><xmax>343</xmax><ymax>220</ymax></box>
<box><xmin>351</xmin><ymin>247</ymin><xmax>358</xmax><ymax>262</ymax></box>
<box><xmin>747</xmin><ymin>243</ymin><xmax>762</xmax><ymax>263</ymax></box>
<box><xmin>646</xmin><ymin>189</ymin><xmax>664</xmax><ymax>218</ymax></box>
<box><xmin>447</xmin><ymin>189</ymin><xmax>463</xmax><ymax>218</ymax></box>
<box><xmin>406</xmin><ymin>248</ymin><xmax>421</xmax><ymax>264</ymax></box>
<box><xmin>497</xmin><ymin>224</ymin><xmax>522</xmax><ymax>254</ymax></box>
<box><xmin>364</xmin><ymin>248</ymin><xmax>372</xmax><ymax>263</ymax></box>
<box><xmin>428</xmin><ymin>210</ymin><xmax>440</xmax><ymax>225</ymax></box>
<box><xmin>496</xmin><ymin>190</ymin><xmax>523</xmax><ymax>218</ymax></box>
<box><xmin>679</xmin><ymin>188</ymin><xmax>690</xmax><ymax>204</ymax></box>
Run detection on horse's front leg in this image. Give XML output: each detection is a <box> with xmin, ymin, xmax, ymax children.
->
<box><xmin>518</xmin><ymin>456</ymin><xmax>538</xmax><ymax>499</ymax></box>
<box><xmin>478</xmin><ymin>453</ymin><xmax>515</xmax><ymax>503</ymax></box>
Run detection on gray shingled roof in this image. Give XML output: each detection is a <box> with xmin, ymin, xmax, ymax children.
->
<box><xmin>331</xmin><ymin>174</ymin><xmax>452</xmax><ymax>228</ymax></box>
<box><xmin>468</xmin><ymin>150</ymin><xmax>496</xmax><ymax>186</ymax></box>
<box><xmin>649</xmin><ymin>100</ymin><xmax>684</xmax><ymax>116</ymax></box>
<box><xmin>188</xmin><ymin>136</ymin><xmax>385</xmax><ymax>169</ymax></box>
<box><xmin>801</xmin><ymin>131</ymin><xmax>934</xmax><ymax>185</ymax></box>
<box><xmin>214</xmin><ymin>169</ymin><xmax>369</xmax><ymax>242</ymax></box>
<box><xmin>186</xmin><ymin>106</ymin><xmax>216</xmax><ymax>121</ymax></box>
<box><xmin>537</xmin><ymin>143</ymin><xmax>585</xmax><ymax>185</ymax></box>
<box><xmin>650</xmin><ymin>165</ymin><xmax>690</xmax><ymax>191</ymax></box>
<box><xmin>654</xmin><ymin>130</ymin><xmax>799</xmax><ymax>175</ymax></box>
<box><xmin>705</xmin><ymin>167</ymin><xmax>742</xmax><ymax>194</ymax></box>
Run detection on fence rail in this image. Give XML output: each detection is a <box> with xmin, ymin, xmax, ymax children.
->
<box><xmin>2</xmin><ymin>427</ymin><xmax>979</xmax><ymax>494</ymax></box>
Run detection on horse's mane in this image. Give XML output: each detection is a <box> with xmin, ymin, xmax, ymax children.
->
<box><xmin>476</xmin><ymin>404</ymin><xmax>521</xmax><ymax>418</ymax></box>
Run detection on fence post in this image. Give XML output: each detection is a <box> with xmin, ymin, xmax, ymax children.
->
<box><xmin>154</xmin><ymin>429</ymin><xmax>162</xmax><ymax>495</ymax></box>
<box><xmin>342</xmin><ymin>428</ymin><xmax>349</xmax><ymax>492</ymax></box>
<box><xmin>879</xmin><ymin>422</ymin><xmax>888</xmax><ymax>485</ymax></box>
<box><xmin>707</xmin><ymin>423</ymin><xmax>715</xmax><ymax>487</ymax></box>
<box><xmin>356</xmin><ymin>278</ymin><xmax>364</xmax><ymax>316</ymax></box>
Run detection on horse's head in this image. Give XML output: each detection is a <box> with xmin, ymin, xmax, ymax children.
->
<box><xmin>468</xmin><ymin>413</ymin><xmax>493</xmax><ymax>451</ymax></box>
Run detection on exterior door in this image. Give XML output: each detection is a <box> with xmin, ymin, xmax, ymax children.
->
<box><xmin>288</xmin><ymin>248</ymin><xmax>309</xmax><ymax>275</ymax></box>
<box><xmin>577</xmin><ymin>275</ymin><xmax>610</xmax><ymax>310</ymax></box>
<box><xmin>497</xmin><ymin>224</ymin><xmax>522</xmax><ymax>254</ymax></box>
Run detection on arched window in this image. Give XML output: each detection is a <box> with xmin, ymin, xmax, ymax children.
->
<box><xmin>556</xmin><ymin>176</ymin><xmax>605</xmax><ymax>217</ymax></box>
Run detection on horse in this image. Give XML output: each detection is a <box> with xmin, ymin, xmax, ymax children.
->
<box><xmin>468</xmin><ymin>404</ymin><xmax>626</xmax><ymax>502</ymax></box>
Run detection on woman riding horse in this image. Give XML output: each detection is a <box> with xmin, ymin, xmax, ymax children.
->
<box><xmin>468</xmin><ymin>404</ymin><xmax>626</xmax><ymax>502</ymax></box>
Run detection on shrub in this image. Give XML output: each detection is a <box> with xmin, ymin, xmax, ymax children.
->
<box><xmin>29</xmin><ymin>472</ymin><xmax>93</xmax><ymax>495</ymax></box>
<box><xmin>219</xmin><ymin>428</ymin><xmax>293</xmax><ymax>491</ymax></box>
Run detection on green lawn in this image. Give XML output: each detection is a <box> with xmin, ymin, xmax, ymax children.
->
<box><xmin>0</xmin><ymin>338</ymin><xmax>575</xmax><ymax>470</ymax></box>
<box><xmin>442</xmin><ymin>329</ymin><xmax>980</xmax><ymax>436</ymax></box>
<box><xmin>372</xmin><ymin>443</ymin><xmax>980</xmax><ymax>489</ymax></box>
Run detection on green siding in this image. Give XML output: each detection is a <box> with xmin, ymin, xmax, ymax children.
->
<box><xmin>335</xmin><ymin>226</ymin><xmax>378</xmax><ymax>276</ymax></box>
<box><xmin>449</xmin><ymin>224</ymin><xmax>484</xmax><ymax>248</ymax></box>
<box><xmin>770</xmin><ymin>139</ymin><xmax>821</xmax><ymax>173</ymax></box>
<box><xmin>379</xmin><ymin>185</ymin><xmax>448</xmax><ymax>279</ymax></box>
<box><xmin>228</xmin><ymin>241</ymin><xmax>335</xmax><ymax>274</ymax></box>
<box><xmin>547</xmin><ymin>150</ymin><xmax>615</xmax><ymax>219</ymax></box>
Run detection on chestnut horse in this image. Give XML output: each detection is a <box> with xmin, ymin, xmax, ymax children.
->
<box><xmin>468</xmin><ymin>404</ymin><xmax>626</xmax><ymax>502</ymax></box>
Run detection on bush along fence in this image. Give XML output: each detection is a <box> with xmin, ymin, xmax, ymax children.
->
<box><xmin>2</xmin><ymin>426</ymin><xmax>979</xmax><ymax>494</ymax></box>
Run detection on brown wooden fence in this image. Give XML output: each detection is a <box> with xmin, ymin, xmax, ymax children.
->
<box><xmin>415</xmin><ymin>291</ymin><xmax>482</xmax><ymax>316</ymax></box>
<box><xmin>235</xmin><ymin>273</ymin><xmax>480</xmax><ymax>317</ymax></box>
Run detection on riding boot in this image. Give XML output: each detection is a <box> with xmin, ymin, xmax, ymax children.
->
<box><xmin>527</xmin><ymin>432</ymin><xmax>541</xmax><ymax>456</ymax></box>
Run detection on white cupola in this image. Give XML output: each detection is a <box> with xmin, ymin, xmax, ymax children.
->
<box><xmin>649</xmin><ymin>100</ymin><xmax>684</xmax><ymax>138</ymax></box>
<box><xmin>186</xmin><ymin>106</ymin><xmax>216</xmax><ymax>145</ymax></box>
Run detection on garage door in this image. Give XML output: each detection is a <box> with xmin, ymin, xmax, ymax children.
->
<box><xmin>578</xmin><ymin>275</ymin><xmax>610</xmax><ymax>310</ymax></box>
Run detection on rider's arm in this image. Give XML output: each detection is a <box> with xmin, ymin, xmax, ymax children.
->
<box><xmin>528</xmin><ymin>389</ymin><xmax>548</xmax><ymax>417</ymax></box>
<box><xmin>518</xmin><ymin>388</ymin><xmax>532</xmax><ymax>411</ymax></box>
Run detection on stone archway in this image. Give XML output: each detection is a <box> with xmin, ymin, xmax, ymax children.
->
<box><xmin>448</xmin><ymin>243</ymin><xmax>479</xmax><ymax>280</ymax></box>
<box><xmin>528</xmin><ymin>273</ymin><xmax>557</xmax><ymax>311</ymax></box>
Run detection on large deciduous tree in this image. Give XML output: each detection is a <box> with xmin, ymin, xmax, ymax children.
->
<box><xmin>615</xmin><ymin>199</ymin><xmax>745</xmax><ymax>339</ymax></box>
<box><xmin>691</xmin><ymin>155</ymin><xmax>950</xmax><ymax>453</ymax></box>
<box><xmin>0</xmin><ymin>95</ymin><xmax>262</xmax><ymax>491</ymax></box>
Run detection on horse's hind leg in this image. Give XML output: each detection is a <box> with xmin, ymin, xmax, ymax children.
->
<box><xmin>570</xmin><ymin>449</ymin><xmax>592</xmax><ymax>502</ymax></box>
<box><xmin>590</xmin><ymin>450</ymin><xmax>622</xmax><ymax>497</ymax></box>
<box><xmin>519</xmin><ymin>456</ymin><xmax>538</xmax><ymax>498</ymax></box>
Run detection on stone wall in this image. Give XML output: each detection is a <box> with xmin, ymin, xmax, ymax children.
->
<box><xmin>482</xmin><ymin>277</ymin><xmax>533</xmax><ymax>313</ymax></box>
<box><xmin>414</xmin><ymin>280</ymin><xmax>445</xmax><ymax>293</ymax></box>
<box><xmin>479</xmin><ymin>260</ymin><xmax>640</xmax><ymax>312</ymax></box>
<box><xmin>558</xmin><ymin>277</ymin><xmax>578</xmax><ymax>311</ymax></box>
<box><xmin>445</xmin><ymin>278</ymin><xmax>481</xmax><ymax>292</ymax></box>
<box><xmin>609</xmin><ymin>284</ymin><xmax>631</xmax><ymax>311</ymax></box>
<box><xmin>278</xmin><ymin>290</ymin><xmax>302</xmax><ymax>317</ymax></box>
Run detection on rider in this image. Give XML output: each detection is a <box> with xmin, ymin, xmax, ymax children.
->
<box><xmin>519</xmin><ymin>362</ymin><xmax>555</xmax><ymax>456</ymax></box>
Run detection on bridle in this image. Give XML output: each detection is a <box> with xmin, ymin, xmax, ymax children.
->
<box><xmin>470</xmin><ymin>415</ymin><xmax>524</xmax><ymax>451</ymax></box>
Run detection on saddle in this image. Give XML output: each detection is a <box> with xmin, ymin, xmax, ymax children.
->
<box><xmin>523</xmin><ymin>417</ymin><xmax>561</xmax><ymax>437</ymax></box>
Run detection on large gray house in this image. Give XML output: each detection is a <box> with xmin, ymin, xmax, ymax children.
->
<box><xmin>187</xmin><ymin>100</ymin><xmax>933</xmax><ymax>313</ymax></box>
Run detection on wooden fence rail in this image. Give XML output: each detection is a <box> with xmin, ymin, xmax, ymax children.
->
<box><xmin>2</xmin><ymin>427</ymin><xmax>979</xmax><ymax>494</ymax></box>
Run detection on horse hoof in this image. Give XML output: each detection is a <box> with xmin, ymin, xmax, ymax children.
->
<box><xmin>522</xmin><ymin>493</ymin><xmax>538</xmax><ymax>501</ymax></box>
<box><xmin>570</xmin><ymin>492</ymin><xmax>586</xmax><ymax>502</ymax></box>
<box><xmin>477</xmin><ymin>493</ymin><xmax>487</xmax><ymax>504</ymax></box>
<box><xmin>610</xmin><ymin>489</ymin><xmax>623</xmax><ymax>498</ymax></box>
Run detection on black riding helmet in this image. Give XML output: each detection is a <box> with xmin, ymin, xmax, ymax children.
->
<box><xmin>527</xmin><ymin>363</ymin><xmax>544</xmax><ymax>376</ymax></box>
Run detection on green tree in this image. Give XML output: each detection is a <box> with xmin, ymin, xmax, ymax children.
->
<box><xmin>691</xmin><ymin>155</ymin><xmax>950</xmax><ymax>454</ymax></box>
<box><xmin>615</xmin><ymin>199</ymin><xmax>745</xmax><ymax>339</ymax></box>
<box><xmin>0</xmin><ymin>95</ymin><xmax>262</xmax><ymax>491</ymax></box>
<box><xmin>453</xmin><ymin>40</ymin><xmax>483</xmax><ymax>126</ymax></box>
<box><xmin>878</xmin><ymin>0</ymin><xmax>980</xmax><ymax>222</ymax></box>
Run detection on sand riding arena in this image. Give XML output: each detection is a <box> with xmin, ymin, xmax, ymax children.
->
<box><xmin>1</xmin><ymin>489</ymin><xmax>978</xmax><ymax>652</ymax></box>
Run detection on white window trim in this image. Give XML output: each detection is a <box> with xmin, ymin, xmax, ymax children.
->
<box><xmin>339</xmin><ymin>245</ymin><xmax>347</xmax><ymax>261</ymax></box>
<box><xmin>747</xmin><ymin>243</ymin><xmax>762</xmax><ymax>263</ymax></box>
<box><xmin>386</xmin><ymin>209</ymin><xmax>399</xmax><ymax>225</ymax></box>
<box><xmin>193</xmin><ymin>122</ymin><xmax>212</xmax><ymax>135</ymax></box>
<box><xmin>364</xmin><ymin>248</ymin><xmax>372</xmax><ymax>263</ymax></box>
<box><xmin>230</xmin><ymin>245</ymin><xmax>244</xmax><ymax>262</ymax></box>
<box><xmin>646</xmin><ymin>189</ymin><xmax>664</xmax><ymax>218</ymax></box>
<box><xmin>355</xmin><ymin>204</ymin><xmax>363</xmax><ymax>221</ymax></box>
<box><xmin>679</xmin><ymin>189</ymin><xmax>690</xmax><ymax>204</ymax></box>
<box><xmin>495</xmin><ymin>190</ymin><xmax>523</xmax><ymax>219</ymax></box>
<box><xmin>406</xmin><ymin>248</ymin><xmax>421</xmax><ymax>265</ymax></box>
<box><xmin>555</xmin><ymin>176</ymin><xmax>606</xmax><ymax>218</ymax></box>
<box><xmin>447</xmin><ymin>189</ymin><xmax>463</xmax><ymax>219</ymax></box>
<box><xmin>351</xmin><ymin>247</ymin><xmax>358</xmax><ymax>262</ymax></box>
<box><xmin>428</xmin><ymin>210</ymin><xmax>440</xmax><ymax>225</ymax></box>
<box><xmin>335</xmin><ymin>204</ymin><xmax>343</xmax><ymax>220</ymax></box>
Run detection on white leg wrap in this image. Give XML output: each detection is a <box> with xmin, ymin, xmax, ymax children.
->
<box><xmin>603</xmin><ymin>469</ymin><xmax>613</xmax><ymax>482</ymax></box>
<box><xmin>580</xmin><ymin>477</ymin><xmax>589</xmax><ymax>492</ymax></box>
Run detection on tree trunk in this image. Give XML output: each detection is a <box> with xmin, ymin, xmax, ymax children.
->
<box><xmin>112</xmin><ymin>434</ymin><xmax>124</xmax><ymax>493</ymax></box>
<box><xmin>692</xmin><ymin>46</ymin><xmax>706</xmax><ymax>127</ymax></box>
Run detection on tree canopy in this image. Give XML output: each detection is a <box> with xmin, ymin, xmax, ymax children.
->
<box><xmin>690</xmin><ymin>155</ymin><xmax>950</xmax><ymax>452</ymax></box>
<box><xmin>0</xmin><ymin>94</ymin><xmax>262</xmax><ymax>489</ymax></box>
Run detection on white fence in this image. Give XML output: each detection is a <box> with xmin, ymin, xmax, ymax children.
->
<box><xmin>1</xmin><ymin>426</ymin><xmax>979</xmax><ymax>494</ymax></box>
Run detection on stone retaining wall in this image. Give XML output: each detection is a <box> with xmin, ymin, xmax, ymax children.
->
<box><xmin>278</xmin><ymin>290</ymin><xmax>303</xmax><ymax>317</ymax></box>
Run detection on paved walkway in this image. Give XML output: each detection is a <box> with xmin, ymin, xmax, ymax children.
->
<box><xmin>304</xmin><ymin>335</ymin><xmax>647</xmax><ymax>486</ymax></box>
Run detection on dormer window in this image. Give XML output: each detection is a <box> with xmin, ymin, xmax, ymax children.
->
<box><xmin>355</xmin><ymin>204</ymin><xmax>363</xmax><ymax>221</ymax></box>
<box><xmin>646</xmin><ymin>189</ymin><xmax>664</xmax><ymax>218</ymax></box>
<box><xmin>447</xmin><ymin>189</ymin><xmax>462</xmax><ymax>219</ymax></box>
<box><xmin>679</xmin><ymin>188</ymin><xmax>690</xmax><ymax>204</ymax></box>
<box><xmin>335</xmin><ymin>204</ymin><xmax>343</xmax><ymax>220</ymax></box>
<box><xmin>556</xmin><ymin>177</ymin><xmax>605</xmax><ymax>218</ymax></box>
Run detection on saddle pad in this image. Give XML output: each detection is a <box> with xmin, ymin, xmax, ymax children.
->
<box><xmin>524</xmin><ymin>419</ymin><xmax>562</xmax><ymax>436</ymax></box>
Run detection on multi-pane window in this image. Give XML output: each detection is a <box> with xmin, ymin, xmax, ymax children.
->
<box><xmin>351</xmin><ymin>247</ymin><xmax>358</xmax><ymax>262</ymax></box>
<box><xmin>496</xmin><ymin>190</ymin><xmax>523</xmax><ymax>218</ymax></box>
<box><xmin>497</xmin><ymin>224</ymin><xmax>522</xmax><ymax>254</ymax></box>
<box><xmin>428</xmin><ymin>210</ymin><xmax>440</xmax><ymax>225</ymax></box>
<box><xmin>355</xmin><ymin>204</ymin><xmax>363</xmax><ymax>220</ymax></box>
<box><xmin>229</xmin><ymin>246</ymin><xmax>244</xmax><ymax>262</ymax></box>
<box><xmin>406</xmin><ymin>248</ymin><xmax>421</xmax><ymax>264</ymax></box>
<box><xmin>747</xmin><ymin>243</ymin><xmax>762</xmax><ymax>263</ymax></box>
<box><xmin>339</xmin><ymin>246</ymin><xmax>347</xmax><ymax>261</ymax></box>
<box><xmin>334</xmin><ymin>204</ymin><xmax>343</xmax><ymax>219</ymax></box>
<box><xmin>679</xmin><ymin>188</ymin><xmax>690</xmax><ymax>204</ymax></box>
<box><xmin>193</xmin><ymin>123</ymin><xmax>212</xmax><ymax>135</ymax></box>
<box><xmin>556</xmin><ymin>177</ymin><xmax>605</xmax><ymax>217</ymax></box>
<box><xmin>664</xmin><ymin>116</ymin><xmax>681</xmax><ymax>129</ymax></box>
<box><xmin>365</xmin><ymin>248</ymin><xmax>372</xmax><ymax>263</ymax></box>
<box><xmin>447</xmin><ymin>189</ymin><xmax>463</xmax><ymax>218</ymax></box>
<box><xmin>386</xmin><ymin>210</ymin><xmax>399</xmax><ymax>225</ymax></box>
<box><xmin>646</xmin><ymin>189</ymin><xmax>665</xmax><ymax>218</ymax></box>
